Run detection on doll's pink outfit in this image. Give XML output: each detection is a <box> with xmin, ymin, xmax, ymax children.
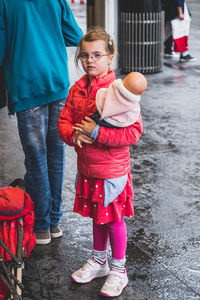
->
<box><xmin>96</xmin><ymin>78</ymin><xmax>141</xmax><ymax>128</ymax></box>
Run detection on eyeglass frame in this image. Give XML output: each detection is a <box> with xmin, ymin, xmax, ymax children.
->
<box><xmin>78</xmin><ymin>52</ymin><xmax>110</xmax><ymax>62</ymax></box>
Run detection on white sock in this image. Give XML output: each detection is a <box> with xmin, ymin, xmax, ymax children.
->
<box><xmin>92</xmin><ymin>249</ymin><xmax>107</xmax><ymax>265</ymax></box>
<box><xmin>181</xmin><ymin>51</ymin><xmax>188</xmax><ymax>57</ymax></box>
<box><xmin>111</xmin><ymin>257</ymin><xmax>126</xmax><ymax>273</ymax></box>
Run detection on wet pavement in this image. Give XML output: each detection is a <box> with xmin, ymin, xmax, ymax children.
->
<box><xmin>1</xmin><ymin>1</ymin><xmax>200</xmax><ymax>299</ymax></box>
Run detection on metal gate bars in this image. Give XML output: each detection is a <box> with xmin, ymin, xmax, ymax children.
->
<box><xmin>120</xmin><ymin>11</ymin><xmax>164</xmax><ymax>74</ymax></box>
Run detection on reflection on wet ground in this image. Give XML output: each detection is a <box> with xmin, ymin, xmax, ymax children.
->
<box><xmin>128</xmin><ymin>50</ymin><xmax>200</xmax><ymax>298</ymax></box>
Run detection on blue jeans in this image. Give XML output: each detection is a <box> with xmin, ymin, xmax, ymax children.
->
<box><xmin>16</xmin><ymin>100</ymin><xmax>66</xmax><ymax>230</ymax></box>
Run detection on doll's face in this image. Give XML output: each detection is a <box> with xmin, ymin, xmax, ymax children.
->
<box><xmin>80</xmin><ymin>40</ymin><xmax>113</xmax><ymax>81</ymax></box>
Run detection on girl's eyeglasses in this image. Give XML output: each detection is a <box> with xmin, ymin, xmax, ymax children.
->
<box><xmin>79</xmin><ymin>52</ymin><xmax>109</xmax><ymax>62</ymax></box>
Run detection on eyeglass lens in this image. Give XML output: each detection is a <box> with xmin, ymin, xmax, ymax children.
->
<box><xmin>80</xmin><ymin>52</ymin><xmax>108</xmax><ymax>61</ymax></box>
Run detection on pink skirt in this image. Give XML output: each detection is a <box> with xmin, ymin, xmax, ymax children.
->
<box><xmin>73</xmin><ymin>172</ymin><xmax>134</xmax><ymax>224</ymax></box>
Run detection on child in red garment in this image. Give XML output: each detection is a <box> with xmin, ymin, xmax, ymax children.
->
<box><xmin>58</xmin><ymin>28</ymin><xmax>143</xmax><ymax>298</ymax></box>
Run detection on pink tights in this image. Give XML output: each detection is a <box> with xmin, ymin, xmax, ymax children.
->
<box><xmin>93</xmin><ymin>218</ymin><xmax>127</xmax><ymax>260</ymax></box>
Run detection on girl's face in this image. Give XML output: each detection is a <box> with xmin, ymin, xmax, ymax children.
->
<box><xmin>80</xmin><ymin>40</ymin><xmax>114</xmax><ymax>81</ymax></box>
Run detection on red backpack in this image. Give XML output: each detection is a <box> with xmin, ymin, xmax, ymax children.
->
<box><xmin>0</xmin><ymin>186</ymin><xmax>36</xmax><ymax>299</ymax></box>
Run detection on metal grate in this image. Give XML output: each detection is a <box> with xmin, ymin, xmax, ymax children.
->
<box><xmin>120</xmin><ymin>11</ymin><xmax>164</xmax><ymax>74</ymax></box>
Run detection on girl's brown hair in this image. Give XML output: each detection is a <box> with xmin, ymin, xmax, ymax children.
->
<box><xmin>75</xmin><ymin>27</ymin><xmax>117</xmax><ymax>66</ymax></box>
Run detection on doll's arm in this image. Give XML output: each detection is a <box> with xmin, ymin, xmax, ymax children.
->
<box><xmin>97</xmin><ymin>114</ymin><xmax>143</xmax><ymax>147</ymax></box>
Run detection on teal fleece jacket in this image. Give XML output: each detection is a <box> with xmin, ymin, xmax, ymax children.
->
<box><xmin>0</xmin><ymin>0</ymin><xmax>83</xmax><ymax>113</ymax></box>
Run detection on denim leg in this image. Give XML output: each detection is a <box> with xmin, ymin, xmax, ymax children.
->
<box><xmin>17</xmin><ymin>105</ymin><xmax>51</xmax><ymax>230</ymax></box>
<box><xmin>47</xmin><ymin>100</ymin><xmax>66</xmax><ymax>227</ymax></box>
<box><xmin>16</xmin><ymin>100</ymin><xmax>66</xmax><ymax>230</ymax></box>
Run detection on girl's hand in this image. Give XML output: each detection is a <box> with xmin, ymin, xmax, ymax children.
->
<box><xmin>73</xmin><ymin>117</ymin><xmax>96</xmax><ymax>136</ymax></box>
<box><xmin>75</xmin><ymin>132</ymin><xmax>94</xmax><ymax>148</ymax></box>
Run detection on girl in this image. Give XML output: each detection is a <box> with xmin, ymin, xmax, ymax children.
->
<box><xmin>58</xmin><ymin>28</ymin><xmax>142</xmax><ymax>298</ymax></box>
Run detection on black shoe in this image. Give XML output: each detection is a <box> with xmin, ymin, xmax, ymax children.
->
<box><xmin>180</xmin><ymin>54</ymin><xmax>196</xmax><ymax>62</ymax></box>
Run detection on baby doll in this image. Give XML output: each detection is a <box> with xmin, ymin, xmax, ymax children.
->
<box><xmin>90</xmin><ymin>72</ymin><xmax>147</xmax><ymax>128</ymax></box>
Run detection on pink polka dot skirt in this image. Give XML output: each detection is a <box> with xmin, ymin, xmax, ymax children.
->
<box><xmin>73</xmin><ymin>172</ymin><xmax>134</xmax><ymax>224</ymax></box>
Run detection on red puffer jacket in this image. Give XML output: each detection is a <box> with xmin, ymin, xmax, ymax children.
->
<box><xmin>58</xmin><ymin>71</ymin><xmax>143</xmax><ymax>179</ymax></box>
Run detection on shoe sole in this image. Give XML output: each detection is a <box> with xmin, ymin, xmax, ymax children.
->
<box><xmin>36</xmin><ymin>238</ymin><xmax>51</xmax><ymax>245</ymax></box>
<box><xmin>164</xmin><ymin>55</ymin><xmax>178</xmax><ymax>58</ymax></box>
<box><xmin>100</xmin><ymin>281</ymin><xmax>128</xmax><ymax>298</ymax></box>
<box><xmin>180</xmin><ymin>58</ymin><xmax>196</xmax><ymax>62</ymax></box>
<box><xmin>164</xmin><ymin>54</ymin><xmax>179</xmax><ymax>58</ymax></box>
<box><xmin>51</xmin><ymin>230</ymin><xmax>63</xmax><ymax>238</ymax></box>
<box><xmin>71</xmin><ymin>269</ymin><xmax>110</xmax><ymax>284</ymax></box>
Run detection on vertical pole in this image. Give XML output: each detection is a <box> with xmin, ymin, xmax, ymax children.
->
<box><xmin>131</xmin><ymin>13</ymin><xmax>134</xmax><ymax>72</ymax></box>
<box><xmin>105</xmin><ymin>0</ymin><xmax>118</xmax><ymax>69</ymax></box>
<box><xmin>139</xmin><ymin>13</ymin><xmax>141</xmax><ymax>72</ymax></box>
<box><xmin>87</xmin><ymin>0</ymin><xmax>105</xmax><ymax>30</ymax></box>
<box><xmin>135</xmin><ymin>13</ymin><xmax>138</xmax><ymax>71</ymax></box>
<box><xmin>16</xmin><ymin>218</ymin><xmax>23</xmax><ymax>296</ymax></box>
<box><xmin>142</xmin><ymin>13</ymin><xmax>145</xmax><ymax>72</ymax></box>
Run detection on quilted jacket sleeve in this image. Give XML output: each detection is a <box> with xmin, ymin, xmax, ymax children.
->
<box><xmin>97</xmin><ymin>114</ymin><xmax>143</xmax><ymax>147</ymax></box>
<box><xmin>58</xmin><ymin>87</ymin><xmax>75</xmax><ymax>146</ymax></box>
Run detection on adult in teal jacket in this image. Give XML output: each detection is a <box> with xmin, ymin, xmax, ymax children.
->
<box><xmin>0</xmin><ymin>0</ymin><xmax>83</xmax><ymax>244</ymax></box>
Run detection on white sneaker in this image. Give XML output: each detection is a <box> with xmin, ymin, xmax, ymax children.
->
<box><xmin>100</xmin><ymin>269</ymin><xmax>128</xmax><ymax>297</ymax></box>
<box><xmin>71</xmin><ymin>258</ymin><xmax>110</xmax><ymax>283</ymax></box>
